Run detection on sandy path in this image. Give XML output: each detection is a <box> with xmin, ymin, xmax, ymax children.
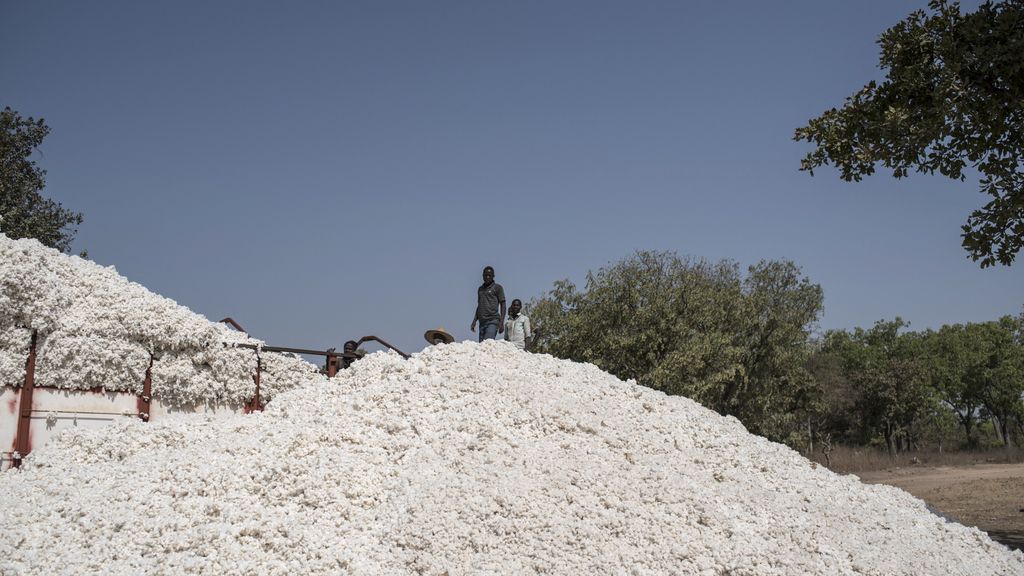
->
<box><xmin>858</xmin><ymin>463</ymin><xmax>1024</xmax><ymax>551</ymax></box>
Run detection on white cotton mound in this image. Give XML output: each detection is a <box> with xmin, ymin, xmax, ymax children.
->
<box><xmin>0</xmin><ymin>324</ymin><xmax>31</xmax><ymax>387</ymax></box>
<box><xmin>1</xmin><ymin>342</ymin><xmax>1020</xmax><ymax>576</ymax></box>
<box><xmin>0</xmin><ymin>233</ymin><xmax>322</xmax><ymax>405</ymax></box>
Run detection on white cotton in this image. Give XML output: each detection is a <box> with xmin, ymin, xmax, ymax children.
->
<box><xmin>0</xmin><ymin>233</ymin><xmax>321</xmax><ymax>406</ymax></box>
<box><xmin>35</xmin><ymin>332</ymin><xmax>150</xmax><ymax>392</ymax></box>
<box><xmin>0</xmin><ymin>341</ymin><xmax>1020</xmax><ymax>576</ymax></box>
<box><xmin>259</xmin><ymin>351</ymin><xmax>323</xmax><ymax>400</ymax></box>
<box><xmin>0</xmin><ymin>324</ymin><xmax>31</xmax><ymax>387</ymax></box>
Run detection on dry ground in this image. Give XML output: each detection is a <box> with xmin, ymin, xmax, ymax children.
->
<box><xmin>857</xmin><ymin>463</ymin><xmax>1024</xmax><ymax>551</ymax></box>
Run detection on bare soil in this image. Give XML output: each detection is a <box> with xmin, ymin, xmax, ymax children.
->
<box><xmin>857</xmin><ymin>463</ymin><xmax>1024</xmax><ymax>551</ymax></box>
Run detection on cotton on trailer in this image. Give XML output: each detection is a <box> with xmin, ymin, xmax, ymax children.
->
<box><xmin>0</xmin><ymin>233</ymin><xmax>326</xmax><ymax>469</ymax></box>
<box><xmin>1</xmin><ymin>233</ymin><xmax>1021</xmax><ymax>574</ymax></box>
<box><xmin>0</xmin><ymin>342</ymin><xmax>1022</xmax><ymax>575</ymax></box>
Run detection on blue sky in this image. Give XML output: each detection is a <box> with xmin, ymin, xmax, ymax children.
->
<box><xmin>3</xmin><ymin>1</ymin><xmax>1020</xmax><ymax>354</ymax></box>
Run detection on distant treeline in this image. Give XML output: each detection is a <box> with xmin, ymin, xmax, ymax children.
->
<box><xmin>529</xmin><ymin>251</ymin><xmax>1023</xmax><ymax>454</ymax></box>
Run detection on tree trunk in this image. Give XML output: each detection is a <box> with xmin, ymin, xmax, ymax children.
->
<box><xmin>884</xmin><ymin>422</ymin><xmax>896</xmax><ymax>457</ymax></box>
<box><xmin>997</xmin><ymin>415</ymin><xmax>1013</xmax><ymax>448</ymax></box>
<box><xmin>991</xmin><ymin>415</ymin><xmax>1006</xmax><ymax>446</ymax></box>
<box><xmin>961</xmin><ymin>416</ymin><xmax>975</xmax><ymax>448</ymax></box>
<box><xmin>807</xmin><ymin>418</ymin><xmax>813</xmax><ymax>455</ymax></box>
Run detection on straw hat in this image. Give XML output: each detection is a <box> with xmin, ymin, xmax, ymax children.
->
<box><xmin>424</xmin><ymin>327</ymin><xmax>455</xmax><ymax>345</ymax></box>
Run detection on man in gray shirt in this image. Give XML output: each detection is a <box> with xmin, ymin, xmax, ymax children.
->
<box><xmin>471</xmin><ymin>265</ymin><xmax>506</xmax><ymax>342</ymax></box>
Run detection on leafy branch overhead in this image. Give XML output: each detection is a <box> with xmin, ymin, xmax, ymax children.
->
<box><xmin>795</xmin><ymin>0</ymin><xmax>1024</xmax><ymax>267</ymax></box>
<box><xmin>0</xmin><ymin>106</ymin><xmax>83</xmax><ymax>253</ymax></box>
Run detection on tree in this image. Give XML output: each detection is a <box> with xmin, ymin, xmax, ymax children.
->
<box><xmin>823</xmin><ymin>319</ymin><xmax>935</xmax><ymax>455</ymax></box>
<box><xmin>924</xmin><ymin>324</ymin><xmax>987</xmax><ymax>446</ymax></box>
<box><xmin>795</xmin><ymin>1</ymin><xmax>1024</xmax><ymax>267</ymax></box>
<box><xmin>974</xmin><ymin>316</ymin><xmax>1024</xmax><ymax>447</ymax></box>
<box><xmin>805</xmin><ymin>340</ymin><xmax>862</xmax><ymax>448</ymax></box>
<box><xmin>0</xmin><ymin>106</ymin><xmax>82</xmax><ymax>252</ymax></box>
<box><xmin>529</xmin><ymin>251</ymin><xmax>823</xmax><ymax>440</ymax></box>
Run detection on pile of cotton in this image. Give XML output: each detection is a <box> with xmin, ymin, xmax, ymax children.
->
<box><xmin>0</xmin><ymin>233</ymin><xmax>323</xmax><ymax>406</ymax></box>
<box><xmin>0</xmin><ymin>341</ymin><xmax>1019</xmax><ymax>575</ymax></box>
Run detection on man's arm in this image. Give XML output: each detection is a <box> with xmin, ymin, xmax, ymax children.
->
<box><xmin>497</xmin><ymin>299</ymin><xmax>507</xmax><ymax>334</ymax></box>
<box><xmin>523</xmin><ymin>317</ymin><xmax>532</xmax><ymax>351</ymax></box>
<box><xmin>496</xmin><ymin>284</ymin><xmax>507</xmax><ymax>334</ymax></box>
<box><xmin>470</xmin><ymin>309</ymin><xmax>477</xmax><ymax>332</ymax></box>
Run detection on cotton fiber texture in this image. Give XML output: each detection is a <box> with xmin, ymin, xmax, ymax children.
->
<box><xmin>1</xmin><ymin>342</ymin><xmax>1021</xmax><ymax>575</ymax></box>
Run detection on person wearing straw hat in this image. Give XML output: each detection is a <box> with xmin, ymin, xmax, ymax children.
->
<box><xmin>424</xmin><ymin>328</ymin><xmax>455</xmax><ymax>345</ymax></box>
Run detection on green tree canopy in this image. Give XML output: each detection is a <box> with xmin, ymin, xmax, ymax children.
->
<box><xmin>529</xmin><ymin>251</ymin><xmax>823</xmax><ymax>440</ymax></box>
<box><xmin>814</xmin><ymin>314</ymin><xmax>1024</xmax><ymax>452</ymax></box>
<box><xmin>823</xmin><ymin>319</ymin><xmax>936</xmax><ymax>454</ymax></box>
<box><xmin>0</xmin><ymin>106</ymin><xmax>82</xmax><ymax>253</ymax></box>
<box><xmin>795</xmin><ymin>0</ymin><xmax>1024</xmax><ymax>267</ymax></box>
<box><xmin>924</xmin><ymin>323</ymin><xmax>989</xmax><ymax>445</ymax></box>
<box><xmin>973</xmin><ymin>315</ymin><xmax>1024</xmax><ymax>446</ymax></box>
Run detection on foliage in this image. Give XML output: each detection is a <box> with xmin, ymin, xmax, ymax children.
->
<box><xmin>973</xmin><ymin>315</ymin><xmax>1024</xmax><ymax>446</ymax></box>
<box><xmin>529</xmin><ymin>251</ymin><xmax>823</xmax><ymax>440</ymax></box>
<box><xmin>532</xmin><ymin>251</ymin><xmax>1023</xmax><ymax>454</ymax></box>
<box><xmin>816</xmin><ymin>314</ymin><xmax>1024</xmax><ymax>452</ymax></box>
<box><xmin>795</xmin><ymin>0</ymin><xmax>1024</xmax><ymax>267</ymax></box>
<box><xmin>821</xmin><ymin>320</ymin><xmax>936</xmax><ymax>454</ymax></box>
<box><xmin>0</xmin><ymin>106</ymin><xmax>82</xmax><ymax>252</ymax></box>
<box><xmin>924</xmin><ymin>323</ymin><xmax>988</xmax><ymax>445</ymax></box>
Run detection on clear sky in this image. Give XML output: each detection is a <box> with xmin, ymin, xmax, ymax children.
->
<box><xmin>3</xmin><ymin>1</ymin><xmax>1021</xmax><ymax>355</ymax></box>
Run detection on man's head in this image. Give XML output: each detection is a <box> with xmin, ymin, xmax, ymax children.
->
<box><xmin>482</xmin><ymin>266</ymin><xmax>495</xmax><ymax>285</ymax></box>
<box><xmin>343</xmin><ymin>340</ymin><xmax>358</xmax><ymax>353</ymax></box>
<box><xmin>509</xmin><ymin>299</ymin><xmax>522</xmax><ymax>316</ymax></box>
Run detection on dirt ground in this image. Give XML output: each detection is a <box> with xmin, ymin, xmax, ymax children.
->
<box><xmin>857</xmin><ymin>463</ymin><xmax>1024</xmax><ymax>551</ymax></box>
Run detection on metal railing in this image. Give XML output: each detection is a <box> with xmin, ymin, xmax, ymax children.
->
<box><xmin>4</xmin><ymin>319</ymin><xmax>409</xmax><ymax>467</ymax></box>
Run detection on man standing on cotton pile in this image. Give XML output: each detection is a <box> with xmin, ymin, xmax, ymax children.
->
<box><xmin>504</xmin><ymin>299</ymin><xmax>532</xmax><ymax>351</ymax></box>
<box><xmin>470</xmin><ymin>265</ymin><xmax>506</xmax><ymax>342</ymax></box>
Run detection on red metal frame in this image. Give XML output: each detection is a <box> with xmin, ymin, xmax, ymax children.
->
<box><xmin>12</xmin><ymin>331</ymin><xmax>38</xmax><ymax>468</ymax></box>
<box><xmin>4</xmin><ymin>318</ymin><xmax>411</xmax><ymax>469</ymax></box>
<box><xmin>245</xmin><ymin>355</ymin><xmax>263</xmax><ymax>413</ymax></box>
<box><xmin>352</xmin><ymin>336</ymin><xmax>410</xmax><ymax>359</ymax></box>
<box><xmin>136</xmin><ymin>356</ymin><xmax>153</xmax><ymax>422</ymax></box>
<box><xmin>326</xmin><ymin>352</ymin><xmax>339</xmax><ymax>377</ymax></box>
<box><xmin>219</xmin><ymin>317</ymin><xmax>247</xmax><ymax>334</ymax></box>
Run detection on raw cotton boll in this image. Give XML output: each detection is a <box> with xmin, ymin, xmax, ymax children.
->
<box><xmin>0</xmin><ymin>324</ymin><xmax>31</xmax><ymax>387</ymax></box>
<box><xmin>150</xmin><ymin>353</ymin><xmax>207</xmax><ymax>406</ymax></box>
<box><xmin>216</xmin><ymin>324</ymin><xmax>259</xmax><ymax>349</ymax></box>
<box><xmin>0</xmin><ymin>238</ymin><xmax>73</xmax><ymax>334</ymax></box>
<box><xmin>0</xmin><ymin>233</ymin><xmax>307</xmax><ymax>408</ymax></box>
<box><xmin>120</xmin><ymin>285</ymin><xmax>226</xmax><ymax>352</ymax></box>
<box><xmin>196</xmin><ymin>345</ymin><xmax>260</xmax><ymax>404</ymax></box>
<box><xmin>259</xmin><ymin>351</ymin><xmax>326</xmax><ymax>401</ymax></box>
<box><xmin>151</xmin><ymin>346</ymin><xmax>257</xmax><ymax>408</ymax></box>
<box><xmin>1</xmin><ymin>341</ymin><xmax>1021</xmax><ymax>575</ymax></box>
<box><xmin>34</xmin><ymin>333</ymin><xmax>150</xmax><ymax>393</ymax></box>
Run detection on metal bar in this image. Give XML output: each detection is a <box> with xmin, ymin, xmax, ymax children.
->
<box><xmin>245</xmin><ymin>355</ymin><xmax>262</xmax><ymax>413</ymax></box>
<box><xmin>13</xmin><ymin>383</ymin><xmax>110</xmax><ymax>391</ymax></box>
<box><xmin>232</xmin><ymin>343</ymin><xmax>339</xmax><ymax>357</ymax></box>
<box><xmin>354</xmin><ymin>335</ymin><xmax>410</xmax><ymax>359</ymax></box>
<box><xmin>234</xmin><ymin>340</ymin><xmax>408</xmax><ymax>360</ymax></box>
<box><xmin>136</xmin><ymin>356</ymin><xmax>153</xmax><ymax>422</ymax></box>
<box><xmin>30</xmin><ymin>409</ymin><xmax>138</xmax><ymax>417</ymax></box>
<box><xmin>13</xmin><ymin>331</ymin><xmax>38</xmax><ymax>467</ymax></box>
<box><xmin>219</xmin><ymin>317</ymin><xmax>248</xmax><ymax>334</ymax></box>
